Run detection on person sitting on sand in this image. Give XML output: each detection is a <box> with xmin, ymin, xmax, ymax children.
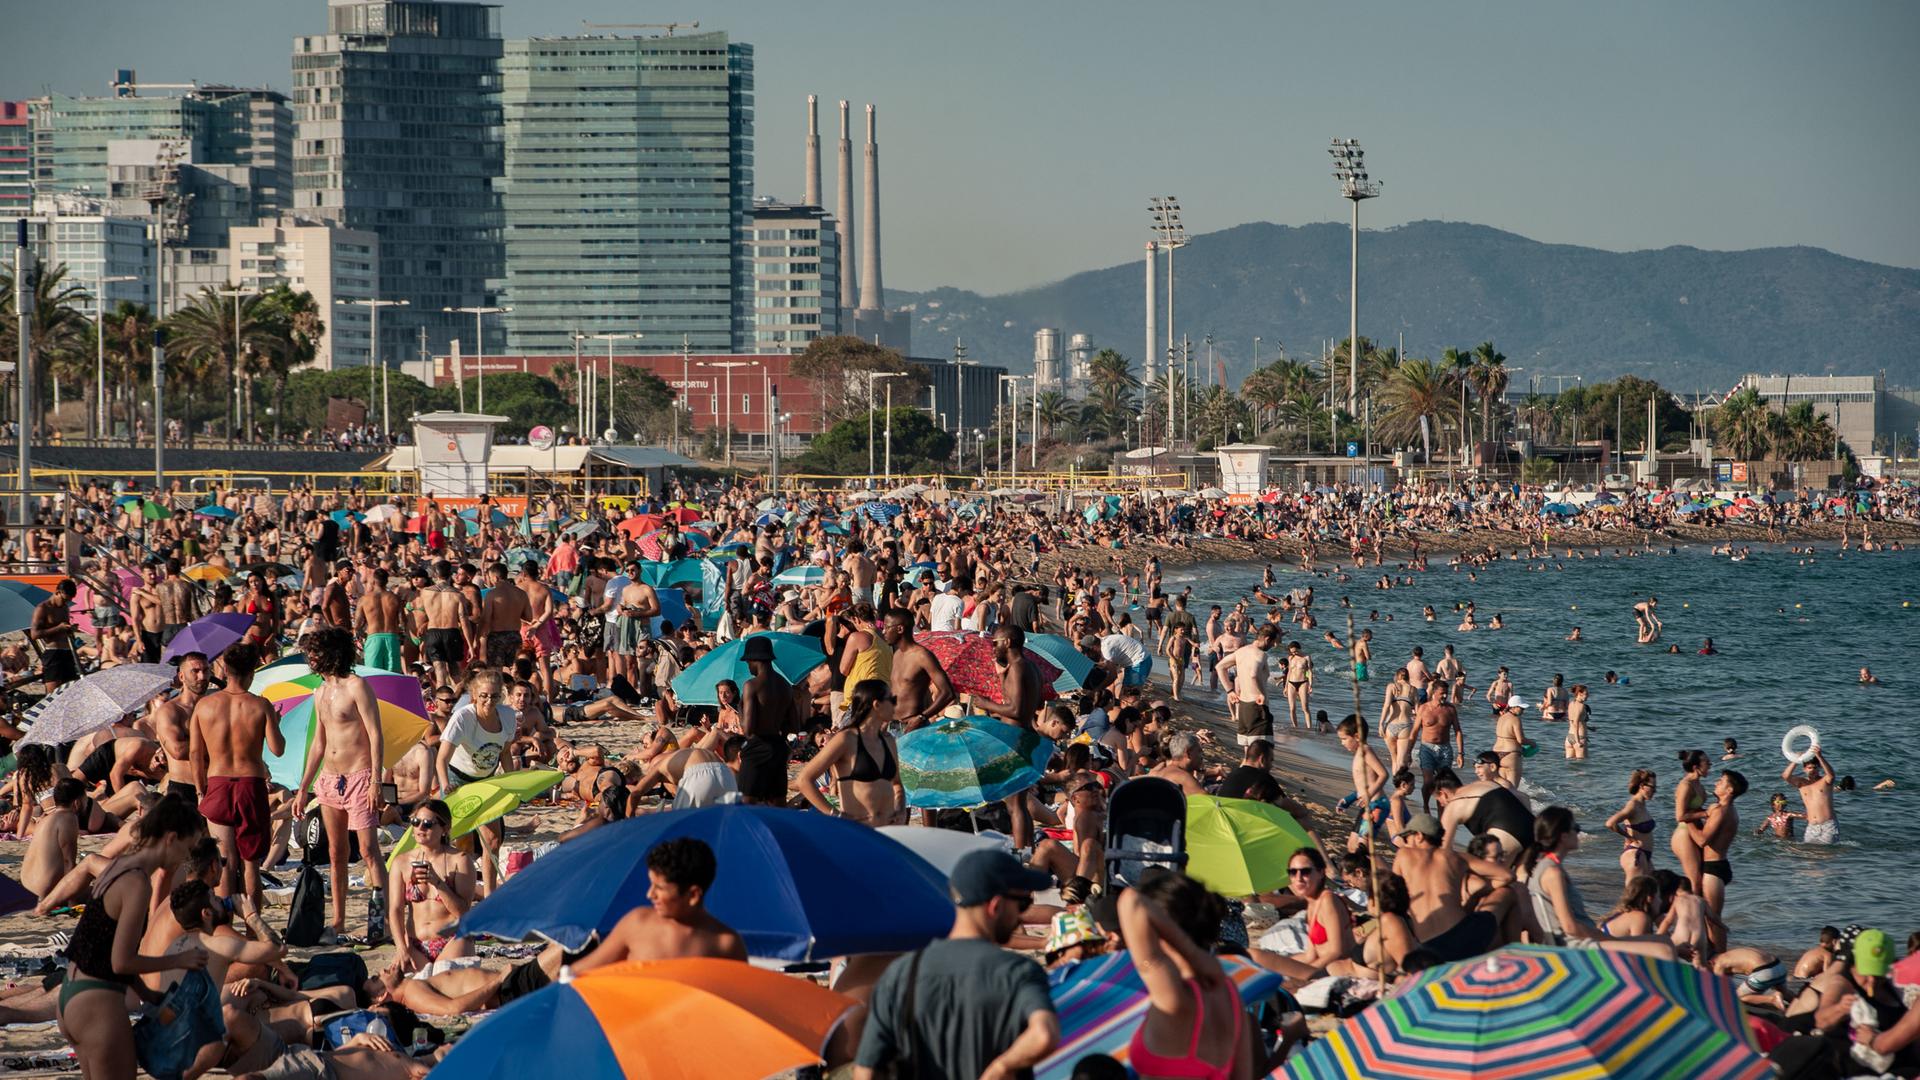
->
<box><xmin>19</xmin><ymin>777</ymin><xmax>84</xmax><ymax>897</ymax></box>
<box><xmin>1250</xmin><ymin>847</ymin><xmax>1355</xmax><ymax>984</ymax></box>
<box><xmin>569</xmin><ymin>837</ymin><xmax>746</xmax><ymax>972</ymax></box>
<box><xmin>386</xmin><ymin>799</ymin><xmax>477</xmax><ymax>970</ymax></box>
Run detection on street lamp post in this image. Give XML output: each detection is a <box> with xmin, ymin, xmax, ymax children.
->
<box><xmin>1329</xmin><ymin>139</ymin><xmax>1381</xmax><ymax>416</ymax></box>
<box><xmin>998</xmin><ymin>373</ymin><xmax>1027</xmax><ymax>481</ymax></box>
<box><xmin>699</xmin><ymin>360</ymin><xmax>753</xmax><ymax>469</ymax></box>
<box><xmin>571</xmin><ymin>333</ymin><xmax>586</xmax><ymax>434</ymax></box>
<box><xmin>215</xmin><ymin>288</ymin><xmax>252</xmax><ymax>442</ymax></box>
<box><xmin>336</xmin><ymin>298</ymin><xmax>408</xmax><ymax>440</ymax></box>
<box><xmin>588</xmin><ymin>333</ymin><xmax>643</xmax><ymax>441</ymax></box>
<box><xmin>444</xmin><ymin>305</ymin><xmax>511</xmax><ymax>411</ymax></box>
<box><xmin>94</xmin><ymin>274</ymin><xmax>137</xmax><ymax>439</ymax></box>
<box><xmin>866</xmin><ymin>370</ymin><xmax>908</xmax><ymax>480</ymax></box>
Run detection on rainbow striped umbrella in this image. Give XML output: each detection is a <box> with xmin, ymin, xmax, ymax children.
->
<box><xmin>1285</xmin><ymin>945</ymin><xmax>1772</xmax><ymax>1080</ymax></box>
<box><xmin>1037</xmin><ymin>952</ymin><xmax>1285</xmax><ymax>1080</ymax></box>
<box><xmin>256</xmin><ymin>658</ymin><xmax>429</xmax><ymax>791</ymax></box>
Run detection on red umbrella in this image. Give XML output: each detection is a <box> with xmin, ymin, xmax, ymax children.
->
<box><xmin>666</xmin><ymin>506</ymin><xmax>704</xmax><ymax>525</ymax></box>
<box><xmin>616</xmin><ymin>513</ymin><xmax>665</xmax><ymax>539</ymax></box>
<box><xmin>919</xmin><ymin>630</ymin><xmax>1061</xmax><ymax>704</ymax></box>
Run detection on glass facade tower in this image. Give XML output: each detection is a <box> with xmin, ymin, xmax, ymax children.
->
<box><xmin>292</xmin><ymin>0</ymin><xmax>503</xmax><ymax>364</ymax></box>
<box><xmin>497</xmin><ymin>32</ymin><xmax>753</xmax><ymax>355</ymax></box>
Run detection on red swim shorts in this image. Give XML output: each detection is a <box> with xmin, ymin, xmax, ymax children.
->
<box><xmin>200</xmin><ymin>775</ymin><xmax>271</xmax><ymax>863</ymax></box>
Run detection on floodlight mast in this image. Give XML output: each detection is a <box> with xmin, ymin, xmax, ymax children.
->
<box><xmin>1330</xmin><ymin>139</ymin><xmax>1380</xmax><ymax>417</ymax></box>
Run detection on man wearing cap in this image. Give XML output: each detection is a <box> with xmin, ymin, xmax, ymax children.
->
<box><xmin>736</xmin><ymin>634</ymin><xmax>799</xmax><ymax>805</ymax></box>
<box><xmin>854</xmin><ymin>849</ymin><xmax>1060</xmax><ymax>1080</ymax></box>
<box><xmin>1391</xmin><ymin>812</ymin><xmax>1510</xmax><ymax>962</ymax></box>
<box><xmin>1491</xmin><ymin>695</ymin><xmax>1528</xmax><ymax>787</ymax></box>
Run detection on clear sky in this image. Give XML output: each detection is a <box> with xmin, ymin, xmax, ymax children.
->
<box><xmin>7</xmin><ymin>0</ymin><xmax>1918</xmax><ymax>293</ymax></box>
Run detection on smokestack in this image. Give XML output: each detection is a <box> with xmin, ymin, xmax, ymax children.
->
<box><xmin>858</xmin><ymin>103</ymin><xmax>883</xmax><ymax>313</ymax></box>
<box><xmin>835</xmin><ymin>101</ymin><xmax>856</xmax><ymax>316</ymax></box>
<box><xmin>803</xmin><ymin>95</ymin><xmax>820</xmax><ymax>208</ymax></box>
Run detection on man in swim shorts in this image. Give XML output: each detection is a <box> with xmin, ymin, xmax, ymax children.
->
<box><xmin>1784</xmin><ymin>745</ymin><xmax>1838</xmax><ymax>844</ymax></box>
<box><xmin>191</xmin><ymin>642</ymin><xmax>284</xmax><ymax>909</ymax></box>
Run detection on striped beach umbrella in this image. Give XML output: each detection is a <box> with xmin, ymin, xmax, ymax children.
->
<box><xmin>1285</xmin><ymin>945</ymin><xmax>1772</xmax><ymax>1080</ymax></box>
<box><xmin>1038</xmin><ymin>952</ymin><xmax>1286</xmax><ymax>1080</ymax></box>
<box><xmin>897</xmin><ymin>716</ymin><xmax>1052</xmax><ymax>808</ymax></box>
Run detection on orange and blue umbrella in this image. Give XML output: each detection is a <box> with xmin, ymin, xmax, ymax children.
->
<box><xmin>458</xmin><ymin>805</ymin><xmax>953</xmax><ymax>960</ymax></box>
<box><xmin>256</xmin><ymin>657</ymin><xmax>428</xmax><ymax>791</ymax></box>
<box><xmin>1285</xmin><ymin>945</ymin><xmax>1773</xmax><ymax>1080</ymax></box>
<box><xmin>1039</xmin><ymin>952</ymin><xmax>1286</xmax><ymax>1080</ymax></box>
<box><xmin>432</xmin><ymin>958</ymin><xmax>856</xmax><ymax>1080</ymax></box>
<box><xmin>897</xmin><ymin>716</ymin><xmax>1053</xmax><ymax>808</ymax></box>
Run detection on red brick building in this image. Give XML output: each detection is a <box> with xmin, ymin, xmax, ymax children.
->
<box><xmin>435</xmin><ymin>352</ymin><xmax>829</xmax><ymax>438</ymax></box>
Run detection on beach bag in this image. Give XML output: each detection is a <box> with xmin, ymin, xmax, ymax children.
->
<box><xmin>300</xmin><ymin>952</ymin><xmax>369</xmax><ymax>1004</ymax></box>
<box><xmin>319</xmin><ymin>1009</ymin><xmax>394</xmax><ymax>1050</ymax></box>
<box><xmin>299</xmin><ymin>806</ymin><xmax>363</xmax><ymax>864</ymax></box>
<box><xmin>284</xmin><ymin>862</ymin><xmax>327</xmax><ymax>947</ymax></box>
<box><xmin>132</xmin><ymin>969</ymin><xmax>226</xmax><ymax>1080</ymax></box>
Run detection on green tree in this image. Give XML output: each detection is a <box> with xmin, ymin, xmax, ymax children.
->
<box><xmin>1776</xmin><ymin>399</ymin><xmax>1838</xmax><ymax>460</ymax></box>
<box><xmin>256</xmin><ymin>286</ymin><xmax>325</xmax><ymax>441</ymax></box>
<box><xmin>790</xmin><ymin>335</ymin><xmax>922</xmax><ymax>425</ymax></box>
<box><xmin>162</xmin><ymin>285</ymin><xmax>279</xmax><ymax>441</ymax></box>
<box><xmin>792</xmin><ymin>406</ymin><xmax>955</xmax><ymax>476</ymax></box>
<box><xmin>1080</xmin><ymin>349</ymin><xmax>1138</xmax><ymax>439</ymax></box>
<box><xmin>1374</xmin><ymin>358</ymin><xmax>1462</xmax><ymax>458</ymax></box>
<box><xmin>1468</xmin><ymin>340</ymin><xmax>1509</xmax><ymax>442</ymax></box>
<box><xmin>0</xmin><ymin>263</ymin><xmax>96</xmax><ymax>436</ymax></box>
<box><xmin>1033</xmin><ymin>389</ymin><xmax>1074</xmax><ymax>442</ymax></box>
<box><xmin>101</xmin><ymin>301</ymin><xmax>154</xmax><ymax>440</ymax></box>
<box><xmin>1711</xmin><ymin>387</ymin><xmax>1775</xmax><ymax>460</ymax></box>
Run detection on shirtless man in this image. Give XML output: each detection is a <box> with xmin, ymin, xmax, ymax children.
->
<box><xmin>883</xmin><ymin>608</ymin><xmax>956</xmax><ymax>731</ymax></box>
<box><xmin>1391</xmin><ymin>813</ymin><xmax>1512</xmax><ymax>962</ymax></box>
<box><xmin>1336</xmin><ymin>715</ymin><xmax>1389</xmax><ymax>847</ymax></box>
<box><xmin>1686</xmin><ymin>769</ymin><xmax>1745</xmax><ymax>916</ymax></box>
<box><xmin>157</xmin><ymin>559</ymin><xmax>200</xmax><ymax>647</ymax></box>
<box><xmin>737</xmin><ymin>635</ymin><xmax>800</xmax><ymax>806</ymax></box>
<box><xmin>1280</xmin><ymin>639</ymin><xmax>1315</xmax><ymax>731</ymax></box>
<box><xmin>1323</xmin><ymin>626</ymin><xmax>1371</xmax><ymax>687</ymax></box>
<box><xmin>152</xmin><ymin>652</ymin><xmax>212</xmax><ymax>804</ymax></box>
<box><xmin>610</xmin><ymin>569</ymin><xmax>661</xmax><ymax>686</ymax></box>
<box><xmin>1784</xmin><ymin>746</ymin><xmax>1837</xmax><ymax>844</ymax></box>
<box><xmin>191</xmin><ymin>642</ymin><xmax>286</xmax><ymax>909</ymax></box>
<box><xmin>322</xmin><ymin>560</ymin><xmax>356</xmax><ymax>629</ymax></box>
<box><xmin>634</xmin><ymin>743</ymin><xmax>741</xmax><ymax>809</ymax></box>
<box><xmin>477</xmin><ymin>562</ymin><xmax>530</xmax><ymax>669</ymax></box>
<box><xmin>516</xmin><ymin>563</ymin><xmax>560</xmax><ymax>696</ymax></box>
<box><xmin>29</xmin><ymin>579</ymin><xmax>81</xmax><ymax>688</ymax></box>
<box><xmin>417</xmin><ymin>561</ymin><xmax>474</xmax><ymax>690</ymax></box>
<box><xmin>354</xmin><ymin>568</ymin><xmax>406</xmax><ymax>674</ymax></box>
<box><xmin>129</xmin><ymin>563</ymin><xmax>166</xmax><ymax>664</ymax></box>
<box><xmin>291</xmin><ymin>626</ymin><xmax>389</xmax><ymax>943</ymax></box>
<box><xmin>570</xmin><ymin>838</ymin><xmax>746</xmax><ymax>972</ymax></box>
<box><xmin>975</xmin><ymin>623</ymin><xmax>1043</xmax><ymax>849</ymax></box>
<box><xmin>1633</xmin><ymin>595</ymin><xmax>1662</xmax><ymax>644</ymax></box>
<box><xmin>19</xmin><ymin>778</ymin><xmax>83</xmax><ymax>896</ymax></box>
<box><xmin>842</xmin><ymin>540</ymin><xmax>878</xmax><ymax>606</ymax></box>
<box><xmin>1412</xmin><ymin>691</ymin><xmax>1465</xmax><ymax>812</ymax></box>
<box><xmin>1433</xmin><ymin>644</ymin><xmax>1466</xmax><ymax>702</ymax></box>
<box><xmin>1215</xmin><ymin>625</ymin><xmax>1276</xmax><ymax>746</ymax></box>
<box><xmin>1150</xmin><ymin>733</ymin><xmax>1208</xmax><ymax>795</ymax></box>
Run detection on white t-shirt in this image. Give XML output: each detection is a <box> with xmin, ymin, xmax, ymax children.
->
<box><xmin>443</xmin><ymin>702</ymin><xmax>516</xmax><ymax>781</ymax></box>
<box><xmin>1100</xmin><ymin>633</ymin><xmax>1149</xmax><ymax>669</ymax></box>
<box><xmin>929</xmin><ymin>592</ymin><xmax>965</xmax><ymax>632</ymax></box>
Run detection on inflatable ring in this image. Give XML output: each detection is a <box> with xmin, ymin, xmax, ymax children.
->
<box><xmin>1782</xmin><ymin>724</ymin><xmax>1820</xmax><ymax>765</ymax></box>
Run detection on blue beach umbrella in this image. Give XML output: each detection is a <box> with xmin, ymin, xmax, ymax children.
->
<box><xmin>855</xmin><ymin>501</ymin><xmax>904</xmax><ymax>524</ymax></box>
<box><xmin>0</xmin><ymin>589</ymin><xmax>40</xmax><ymax>634</ymax></box>
<box><xmin>670</xmin><ymin>632</ymin><xmax>828</xmax><ymax>706</ymax></box>
<box><xmin>649</xmin><ymin>587</ymin><xmax>692</xmax><ymax>637</ymax></box>
<box><xmin>772</xmin><ymin>564</ymin><xmax>826</xmax><ymax>587</ymax></box>
<box><xmin>754</xmin><ymin>511</ymin><xmax>785</xmax><ymax>528</ymax></box>
<box><xmin>193</xmin><ymin>505</ymin><xmax>237</xmax><ymax>521</ymax></box>
<box><xmin>0</xmin><ymin>580</ymin><xmax>53</xmax><ymax>606</ymax></box>
<box><xmin>330</xmin><ymin>509</ymin><xmax>363</xmax><ymax>526</ymax></box>
<box><xmin>1541</xmin><ymin>502</ymin><xmax>1580</xmax><ymax>517</ymax></box>
<box><xmin>897</xmin><ymin>716</ymin><xmax>1053</xmax><ymax>808</ymax></box>
<box><xmin>458</xmin><ymin>805</ymin><xmax>954</xmax><ymax>958</ymax></box>
<box><xmin>1022</xmin><ymin>633</ymin><xmax>1097</xmax><ymax>695</ymax></box>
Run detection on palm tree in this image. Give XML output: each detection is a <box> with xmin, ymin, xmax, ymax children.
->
<box><xmin>102</xmin><ymin>301</ymin><xmax>154</xmax><ymax>442</ymax></box>
<box><xmin>1468</xmin><ymin>341</ymin><xmax>1508</xmax><ymax>442</ymax></box>
<box><xmin>1711</xmin><ymin>387</ymin><xmax>1775</xmax><ymax>460</ymax></box>
<box><xmin>1033</xmin><ymin>389</ymin><xmax>1073</xmax><ymax>442</ymax></box>
<box><xmin>1375</xmin><ymin>358</ymin><xmax>1462</xmax><ymax>460</ymax></box>
<box><xmin>1080</xmin><ymin>349</ymin><xmax>1138</xmax><ymax>439</ymax></box>
<box><xmin>258</xmin><ymin>286</ymin><xmax>324</xmax><ymax>442</ymax></box>
<box><xmin>0</xmin><ymin>264</ymin><xmax>96</xmax><ymax>437</ymax></box>
<box><xmin>1776</xmin><ymin>399</ymin><xmax>1838</xmax><ymax>461</ymax></box>
<box><xmin>164</xmin><ymin>285</ymin><xmax>278</xmax><ymax>441</ymax></box>
<box><xmin>1439</xmin><ymin>346</ymin><xmax>1473</xmax><ymax>445</ymax></box>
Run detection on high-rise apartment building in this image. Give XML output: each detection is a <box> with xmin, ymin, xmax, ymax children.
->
<box><xmin>229</xmin><ymin>214</ymin><xmax>380</xmax><ymax>370</ymax></box>
<box><xmin>497</xmin><ymin>31</ymin><xmax>754</xmax><ymax>355</ymax></box>
<box><xmin>18</xmin><ymin>199</ymin><xmax>154</xmax><ymax>310</ymax></box>
<box><xmin>0</xmin><ymin>102</ymin><xmax>30</xmax><ymax>216</ymax></box>
<box><xmin>749</xmin><ymin>201</ymin><xmax>838</xmax><ymax>354</ymax></box>
<box><xmin>292</xmin><ymin>0</ymin><xmax>503</xmax><ymax>364</ymax></box>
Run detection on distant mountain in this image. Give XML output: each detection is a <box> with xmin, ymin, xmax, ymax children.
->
<box><xmin>887</xmin><ymin>221</ymin><xmax>1920</xmax><ymax>393</ymax></box>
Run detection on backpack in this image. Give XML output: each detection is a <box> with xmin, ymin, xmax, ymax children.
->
<box><xmin>300</xmin><ymin>952</ymin><xmax>370</xmax><ymax>1005</ymax></box>
<box><xmin>284</xmin><ymin>862</ymin><xmax>327</xmax><ymax>948</ymax></box>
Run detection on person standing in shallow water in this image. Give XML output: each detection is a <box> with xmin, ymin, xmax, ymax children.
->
<box><xmin>1784</xmin><ymin>746</ymin><xmax>1838</xmax><ymax>844</ymax></box>
<box><xmin>1687</xmin><ymin>769</ymin><xmax>1746</xmax><ymax>918</ymax></box>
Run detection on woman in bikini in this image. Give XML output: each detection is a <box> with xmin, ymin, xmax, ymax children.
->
<box><xmin>791</xmin><ymin>679</ymin><xmax>905</xmax><ymax>826</ymax></box>
<box><xmin>1597</xmin><ymin>875</ymin><xmax>1662</xmax><ymax>938</ymax></box>
<box><xmin>1378</xmin><ymin>667</ymin><xmax>1417</xmax><ymax>774</ymax></box>
<box><xmin>56</xmin><ymin>797</ymin><xmax>209</xmax><ymax>1080</ymax></box>
<box><xmin>1605</xmin><ymin>768</ymin><xmax>1658</xmax><ymax>882</ymax></box>
<box><xmin>1119</xmin><ymin>869</ymin><xmax>1256</xmax><ymax>1080</ymax></box>
<box><xmin>386</xmin><ymin>798</ymin><xmax>477</xmax><ymax>971</ymax></box>
<box><xmin>1670</xmin><ymin>750</ymin><xmax>1712</xmax><ymax>896</ymax></box>
<box><xmin>1251</xmin><ymin>847</ymin><xmax>1355</xmax><ymax>984</ymax></box>
<box><xmin>1564</xmin><ymin>683</ymin><xmax>1591</xmax><ymax>760</ymax></box>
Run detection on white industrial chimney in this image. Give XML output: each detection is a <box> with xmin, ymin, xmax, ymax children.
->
<box><xmin>858</xmin><ymin>104</ymin><xmax>883</xmax><ymax>314</ymax></box>
<box><xmin>804</xmin><ymin>95</ymin><xmax>820</xmax><ymax>208</ymax></box>
<box><xmin>835</xmin><ymin>101</ymin><xmax>856</xmax><ymax>316</ymax></box>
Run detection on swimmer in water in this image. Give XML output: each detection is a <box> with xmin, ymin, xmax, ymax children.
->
<box><xmin>1698</xmin><ymin>638</ymin><xmax>1717</xmax><ymax>656</ymax></box>
<box><xmin>1566</xmin><ymin>627</ymin><xmax>1582</xmax><ymax>641</ymax></box>
<box><xmin>1722</xmin><ymin>738</ymin><xmax>1739</xmax><ymax>761</ymax></box>
<box><xmin>1859</xmin><ymin>667</ymin><xmax>1880</xmax><ymax>685</ymax></box>
<box><xmin>1756</xmin><ymin>792</ymin><xmax>1803</xmax><ymax>841</ymax></box>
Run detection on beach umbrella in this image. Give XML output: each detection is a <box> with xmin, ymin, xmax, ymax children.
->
<box><xmin>329</xmin><ymin>509</ymin><xmax>363</xmax><ymax>527</ymax></box>
<box><xmin>433</xmin><ymin>958</ymin><xmax>856</xmax><ymax>1080</ymax></box>
<box><xmin>460</xmin><ymin>805</ymin><xmax>954</xmax><ymax>959</ymax></box>
<box><xmin>1185</xmin><ymin>795</ymin><xmax>1317</xmax><ymax>897</ymax></box>
<box><xmin>193</xmin><ymin>505</ymin><xmax>237</xmax><ymax>521</ymax></box>
<box><xmin>650</xmin><ymin>587</ymin><xmax>692</xmax><ymax>637</ymax></box>
<box><xmin>615</xmin><ymin>513</ymin><xmax>665</xmax><ymax>538</ymax></box>
<box><xmin>1039</xmin><ymin>952</ymin><xmax>1287</xmax><ymax>1080</ymax></box>
<box><xmin>1198</xmin><ymin>486</ymin><xmax>1228</xmax><ymax>499</ymax></box>
<box><xmin>842</xmin><ymin>489</ymin><xmax>876</xmax><ymax>503</ymax></box>
<box><xmin>875</xmin><ymin>824</ymin><xmax>1011</xmax><ymax>877</ymax></box>
<box><xmin>1022</xmin><ymin>633</ymin><xmax>1097</xmax><ymax>695</ymax></box>
<box><xmin>1541</xmin><ymin>502</ymin><xmax>1580</xmax><ymax>516</ymax></box>
<box><xmin>256</xmin><ymin>662</ymin><xmax>429</xmax><ymax>790</ymax></box>
<box><xmin>1284</xmin><ymin>945</ymin><xmax>1772</xmax><ymax>1080</ymax></box>
<box><xmin>855</xmin><ymin>501</ymin><xmax>904</xmax><ymax>524</ymax></box>
<box><xmin>141</xmin><ymin>500</ymin><xmax>173</xmax><ymax>521</ymax></box>
<box><xmin>182</xmin><ymin>563</ymin><xmax>233</xmax><ymax>583</ymax></box>
<box><xmin>918</xmin><ymin>630</ymin><xmax>1061</xmax><ymax>703</ymax></box>
<box><xmin>563</xmin><ymin>519</ymin><xmax>602</xmax><ymax>539</ymax></box>
<box><xmin>161</xmin><ymin>612</ymin><xmax>255</xmax><ymax>663</ymax></box>
<box><xmin>771</xmin><ymin>564</ymin><xmax>826</xmax><ymax>587</ymax></box>
<box><xmin>753</xmin><ymin>511</ymin><xmax>785</xmax><ymax>528</ymax></box>
<box><xmin>669</xmin><ymin>632</ymin><xmax>828</xmax><ymax>706</ymax></box>
<box><xmin>18</xmin><ymin>664</ymin><xmax>180</xmax><ymax>747</ymax></box>
<box><xmin>0</xmin><ymin>580</ymin><xmax>53</xmax><ymax>605</ymax></box>
<box><xmin>1590</xmin><ymin>491</ymin><xmax>1621</xmax><ymax>505</ymax></box>
<box><xmin>897</xmin><ymin>716</ymin><xmax>1053</xmax><ymax>808</ymax></box>
<box><xmin>461</xmin><ymin>506</ymin><xmax>513</xmax><ymax>527</ymax></box>
<box><xmin>505</xmin><ymin>546</ymin><xmax>547</xmax><ymax>573</ymax></box>
<box><xmin>0</xmin><ymin>871</ymin><xmax>34</xmax><ymax>918</ymax></box>
<box><xmin>385</xmin><ymin>770</ymin><xmax>563</xmax><ymax>869</ymax></box>
<box><xmin>818</xmin><ymin>521</ymin><xmax>848</xmax><ymax>536</ymax></box>
<box><xmin>362</xmin><ymin>503</ymin><xmax>402</xmax><ymax>524</ymax></box>
<box><xmin>755</xmin><ymin>497</ymin><xmax>785</xmax><ymax>511</ymax></box>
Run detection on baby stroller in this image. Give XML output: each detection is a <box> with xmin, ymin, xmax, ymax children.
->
<box><xmin>1102</xmin><ymin>776</ymin><xmax>1189</xmax><ymax>895</ymax></box>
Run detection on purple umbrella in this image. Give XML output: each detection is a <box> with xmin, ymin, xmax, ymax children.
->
<box><xmin>162</xmin><ymin>612</ymin><xmax>256</xmax><ymax>663</ymax></box>
<box><xmin>0</xmin><ymin>872</ymin><xmax>34</xmax><ymax>917</ymax></box>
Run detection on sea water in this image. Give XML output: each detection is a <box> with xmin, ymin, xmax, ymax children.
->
<box><xmin>1162</xmin><ymin>543</ymin><xmax>1920</xmax><ymax>952</ymax></box>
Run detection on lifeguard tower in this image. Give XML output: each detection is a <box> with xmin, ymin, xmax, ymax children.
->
<box><xmin>409</xmin><ymin>412</ymin><xmax>510</xmax><ymax>498</ymax></box>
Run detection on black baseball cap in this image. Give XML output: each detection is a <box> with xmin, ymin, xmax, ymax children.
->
<box><xmin>949</xmin><ymin>849</ymin><xmax>1051</xmax><ymax>908</ymax></box>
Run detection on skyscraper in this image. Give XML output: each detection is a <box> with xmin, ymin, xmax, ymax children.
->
<box><xmin>291</xmin><ymin>0</ymin><xmax>503</xmax><ymax>364</ymax></box>
<box><xmin>497</xmin><ymin>30</ymin><xmax>754</xmax><ymax>355</ymax></box>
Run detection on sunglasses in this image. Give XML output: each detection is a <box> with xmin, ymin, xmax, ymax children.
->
<box><xmin>409</xmin><ymin>818</ymin><xmax>444</xmax><ymax>830</ymax></box>
<box><xmin>1286</xmin><ymin>866</ymin><xmax>1318</xmax><ymax>877</ymax></box>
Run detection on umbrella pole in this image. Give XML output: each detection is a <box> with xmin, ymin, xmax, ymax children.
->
<box><xmin>1351</xmin><ymin>610</ymin><xmax>1392</xmax><ymax>985</ymax></box>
